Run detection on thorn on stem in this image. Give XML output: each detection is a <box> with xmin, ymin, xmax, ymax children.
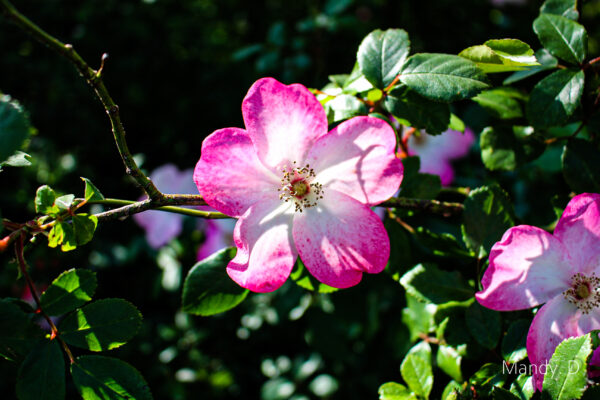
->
<box><xmin>97</xmin><ymin>53</ymin><xmax>108</xmax><ymax>77</ymax></box>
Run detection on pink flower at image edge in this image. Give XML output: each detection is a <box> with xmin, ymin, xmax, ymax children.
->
<box><xmin>476</xmin><ymin>193</ymin><xmax>600</xmax><ymax>390</ymax></box>
<box><xmin>133</xmin><ymin>164</ymin><xmax>198</xmax><ymax>249</ymax></box>
<box><xmin>194</xmin><ymin>77</ymin><xmax>403</xmax><ymax>293</ymax></box>
<box><xmin>407</xmin><ymin>127</ymin><xmax>475</xmax><ymax>186</ymax></box>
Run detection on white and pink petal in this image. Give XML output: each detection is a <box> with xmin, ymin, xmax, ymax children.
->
<box><xmin>227</xmin><ymin>200</ymin><xmax>297</xmax><ymax>293</ymax></box>
<box><xmin>306</xmin><ymin>116</ymin><xmax>403</xmax><ymax>206</ymax></box>
<box><xmin>292</xmin><ymin>189</ymin><xmax>389</xmax><ymax>288</ymax></box>
<box><xmin>194</xmin><ymin>127</ymin><xmax>279</xmax><ymax>218</ymax></box>
<box><xmin>526</xmin><ymin>295</ymin><xmax>600</xmax><ymax>391</ymax></box>
<box><xmin>476</xmin><ymin>225</ymin><xmax>573</xmax><ymax>311</ymax></box>
<box><xmin>554</xmin><ymin>193</ymin><xmax>600</xmax><ymax>274</ymax></box>
<box><xmin>242</xmin><ymin>78</ymin><xmax>328</xmax><ymax>170</ymax></box>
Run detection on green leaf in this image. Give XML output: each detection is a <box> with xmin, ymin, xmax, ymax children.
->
<box><xmin>527</xmin><ymin>69</ymin><xmax>584</xmax><ymax>128</ymax></box>
<box><xmin>400</xmin><ymin>53</ymin><xmax>489</xmax><ymax>102</ymax></box>
<box><xmin>434</xmin><ymin>300</ymin><xmax>473</xmax><ymax>346</ymax></box>
<box><xmin>414</xmin><ymin>227</ymin><xmax>475</xmax><ymax>259</ymax></box>
<box><xmin>402</xmin><ymin>293</ymin><xmax>436</xmax><ymax>342</ymax></box>
<box><xmin>437</xmin><ymin>345</ymin><xmax>463</xmax><ymax>382</ymax></box>
<box><xmin>503</xmin><ymin>49</ymin><xmax>558</xmax><ymax>85</ymax></box>
<box><xmin>384</xmin><ymin>86</ymin><xmax>450</xmax><ymax>135</ymax></box>
<box><xmin>449</xmin><ymin>114</ymin><xmax>465</xmax><ymax>132</ymax></box>
<box><xmin>55</xmin><ymin>194</ymin><xmax>75</xmax><ymax>212</ymax></box>
<box><xmin>510</xmin><ymin>374</ymin><xmax>534</xmax><ymax>400</ymax></box>
<box><xmin>1</xmin><ymin>151</ymin><xmax>32</xmax><ymax>168</ymax></box>
<box><xmin>35</xmin><ymin>185</ymin><xmax>59</xmax><ymax>216</ymax></box>
<box><xmin>71</xmin><ymin>355</ymin><xmax>152</xmax><ymax>400</ymax></box>
<box><xmin>16</xmin><ymin>340</ymin><xmax>65</xmax><ymax>400</ymax></box>
<box><xmin>400</xmin><ymin>173</ymin><xmax>441</xmax><ymax>200</ymax></box>
<box><xmin>461</xmin><ymin>185</ymin><xmax>516</xmax><ymax>258</ymax></box>
<box><xmin>542</xmin><ymin>334</ymin><xmax>592</xmax><ymax>400</ymax></box>
<box><xmin>540</xmin><ymin>0</ymin><xmax>579</xmax><ymax>20</ymax></box>
<box><xmin>465</xmin><ymin>302</ymin><xmax>501</xmax><ymax>349</ymax></box>
<box><xmin>342</xmin><ymin>62</ymin><xmax>374</xmax><ymax>94</ymax></box>
<box><xmin>182</xmin><ymin>247</ymin><xmax>249</xmax><ymax>316</ymax></box>
<box><xmin>59</xmin><ymin>298</ymin><xmax>142</xmax><ymax>351</ymax></box>
<box><xmin>40</xmin><ymin>268</ymin><xmax>97</xmax><ymax>316</ymax></box>
<box><xmin>480</xmin><ymin>126</ymin><xmax>546</xmax><ymax>171</ymax></box>
<box><xmin>0</xmin><ymin>95</ymin><xmax>32</xmax><ymax>164</ymax></box>
<box><xmin>561</xmin><ymin>138</ymin><xmax>600</xmax><ymax>193</ymax></box>
<box><xmin>401</xmin><ymin>353</ymin><xmax>433</xmax><ymax>399</ymax></box>
<box><xmin>459</xmin><ymin>39</ymin><xmax>539</xmax><ymax>73</ymax></box>
<box><xmin>378</xmin><ymin>382</ymin><xmax>417</xmax><ymax>400</ymax></box>
<box><xmin>470</xmin><ymin>364</ymin><xmax>507</xmax><ymax>396</ymax></box>
<box><xmin>442</xmin><ymin>381</ymin><xmax>462</xmax><ymax>400</ymax></box>
<box><xmin>290</xmin><ymin>258</ymin><xmax>338</xmax><ymax>293</ymax></box>
<box><xmin>533</xmin><ymin>14</ymin><xmax>587</xmax><ymax>65</ymax></box>
<box><xmin>492</xmin><ymin>387</ymin><xmax>521</xmax><ymax>400</ymax></box>
<box><xmin>324</xmin><ymin>94</ymin><xmax>367</xmax><ymax>123</ymax></box>
<box><xmin>0</xmin><ymin>299</ymin><xmax>44</xmax><ymax>361</ymax></box>
<box><xmin>502</xmin><ymin>319</ymin><xmax>529</xmax><ymax>364</ymax></box>
<box><xmin>82</xmin><ymin>177</ymin><xmax>105</xmax><ymax>202</ymax></box>
<box><xmin>473</xmin><ymin>88</ymin><xmax>524</xmax><ymax>120</ymax></box>
<box><xmin>357</xmin><ymin>29</ymin><xmax>410</xmax><ymax>88</ymax></box>
<box><xmin>72</xmin><ymin>214</ymin><xmax>99</xmax><ymax>246</ymax></box>
<box><xmin>400</xmin><ymin>264</ymin><xmax>473</xmax><ymax>304</ymax></box>
<box><xmin>48</xmin><ymin>221</ymin><xmax>77</xmax><ymax>252</ymax></box>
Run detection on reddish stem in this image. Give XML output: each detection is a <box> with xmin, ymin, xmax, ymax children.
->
<box><xmin>14</xmin><ymin>235</ymin><xmax>75</xmax><ymax>364</ymax></box>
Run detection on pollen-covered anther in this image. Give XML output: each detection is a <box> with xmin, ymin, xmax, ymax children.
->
<box><xmin>278</xmin><ymin>162</ymin><xmax>323</xmax><ymax>212</ymax></box>
<box><xmin>563</xmin><ymin>272</ymin><xmax>600</xmax><ymax>314</ymax></box>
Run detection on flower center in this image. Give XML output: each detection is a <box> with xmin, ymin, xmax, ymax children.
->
<box><xmin>278</xmin><ymin>162</ymin><xmax>324</xmax><ymax>212</ymax></box>
<box><xmin>563</xmin><ymin>272</ymin><xmax>600</xmax><ymax>314</ymax></box>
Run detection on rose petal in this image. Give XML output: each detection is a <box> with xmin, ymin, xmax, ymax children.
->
<box><xmin>526</xmin><ymin>295</ymin><xmax>600</xmax><ymax>391</ymax></box>
<box><xmin>292</xmin><ymin>189</ymin><xmax>389</xmax><ymax>288</ymax></box>
<box><xmin>306</xmin><ymin>116</ymin><xmax>403</xmax><ymax>206</ymax></box>
<box><xmin>134</xmin><ymin>164</ymin><xmax>196</xmax><ymax>248</ymax></box>
<box><xmin>476</xmin><ymin>225</ymin><xmax>573</xmax><ymax>311</ymax></box>
<box><xmin>409</xmin><ymin>128</ymin><xmax>475</xmax><ymax>186</ymax></box>
<box><xmin>227</xmin><ymin>199</ymin><xmax>297</xmax><ymax>293</ymax></box>
<box><xmin>194</xmin><ymin>127</ymin><xmax>279</xmax><ymax>217</ymax></box>
<box><xmin>135</xmin><ymin>210</ymin><xmax>183</xmax><ymax>249</ymax></box>
<box><xmin>242</xmin><ymin>77</ymin><xmax>328</xmax><ymax>169</ymax></box>
<box><xmin>554</xmin><ymin>193</ymin><xmax>600</xmax><ymax>273</ymax></box>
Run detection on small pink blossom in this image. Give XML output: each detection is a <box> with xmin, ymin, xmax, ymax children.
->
<box><xmin>197</xmin><ymin>219</ymin><xmax>235</xmax><ymax>261</ymax></box>
<box><xmin>476</xmin><ymin>193</ymin><xmax>600</xmax><ymax>390</ymax></box>
<box><xmin>194</xmin><ymin>78</ymin><xmax>403</xmax><ymax>292</ymax></box>
<box><xmin>407</xmin><ymin>128</ymin><xmax>474</xmax><ymax>186</ymax></box>
<box><xmin>134</xmin><ymin>164</ymin><xmax>198</xmax><ymax>249</ymax></box>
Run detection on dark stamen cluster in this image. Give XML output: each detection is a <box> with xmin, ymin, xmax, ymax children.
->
<box><xmin>563</xmin><ymin>272</ymin><xmax>600</xmax><ymax>314</ymax></box>
<box><xmin>277</xmin><ymin>162</ymin><xmax>324</xmax><ymax>212</ymax></box>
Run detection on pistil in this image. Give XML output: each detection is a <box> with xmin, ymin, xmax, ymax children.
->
<box><xmin>563</xmin><ymin>272</ymin><xmax>600</xmax><ymax>314</ymax></box>
<box><xmin>278</xmin><ymin>161</ymin><xmax>324</xmax><ymax>212</ymax></box>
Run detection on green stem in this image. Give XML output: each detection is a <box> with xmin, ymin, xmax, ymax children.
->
<box><xmin>0</xmin><ymin>0</ymin><xmax>162</xmax><ymax>200</ymax></box>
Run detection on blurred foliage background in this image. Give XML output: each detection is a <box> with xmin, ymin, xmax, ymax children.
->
<box><xmin>1</xmin><ymin>0</ymin><xmax>599</xmax><ymax>399</ymax></box>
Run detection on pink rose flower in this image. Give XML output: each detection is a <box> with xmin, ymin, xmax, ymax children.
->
<box><xmin>134</xmin><ymin>164</ymin><xmax>198</xmax><ymax>249</ymax></box>
<box><xmin>194</xmin><ymin>77</ymin><xmax>403</xmax><ymax>292</ymax></box>
<box><xmin>475</xmin><ymin>193</ymin><xmax>600</xmax><ymax>390</ymax></box>
<box><xmin>407</xmin><ymin>128</ymin><xmax>475</xmax><ymax>186</ymax></box>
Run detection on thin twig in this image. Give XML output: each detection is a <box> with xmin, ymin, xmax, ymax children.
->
<box><xmin>15</xmin><ymin>235</ymin><xmax>76</xmax><ymax>364</ymax></box>
<box><xmin>0</xmin><ymin>0</ymin><xmax>162</xmax><ymax>200</ymax></box>
<box><xmin>380</xmin><ymin>197</ymin><xmax>464</xmax><ymax>216</ymax></box>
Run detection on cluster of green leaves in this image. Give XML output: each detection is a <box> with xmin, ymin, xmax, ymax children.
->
<box><xmin>474</xmin><ymin>0</ymin><xmax>600</xmax><ymax>193</ymax></box>
<box><xmin>34</xmin><ymin>178</ymin><xmax>103</xmax><ymax>252</ymax></box>
<box><xmin>0</xmin><ymin>268</ymin><xmax>150</xmax><ymax>400</ymax></box>
<box><xmin>0</xmin><ymin>94</ymin><xmax>34</xmax><ymax>171</ymax></box>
